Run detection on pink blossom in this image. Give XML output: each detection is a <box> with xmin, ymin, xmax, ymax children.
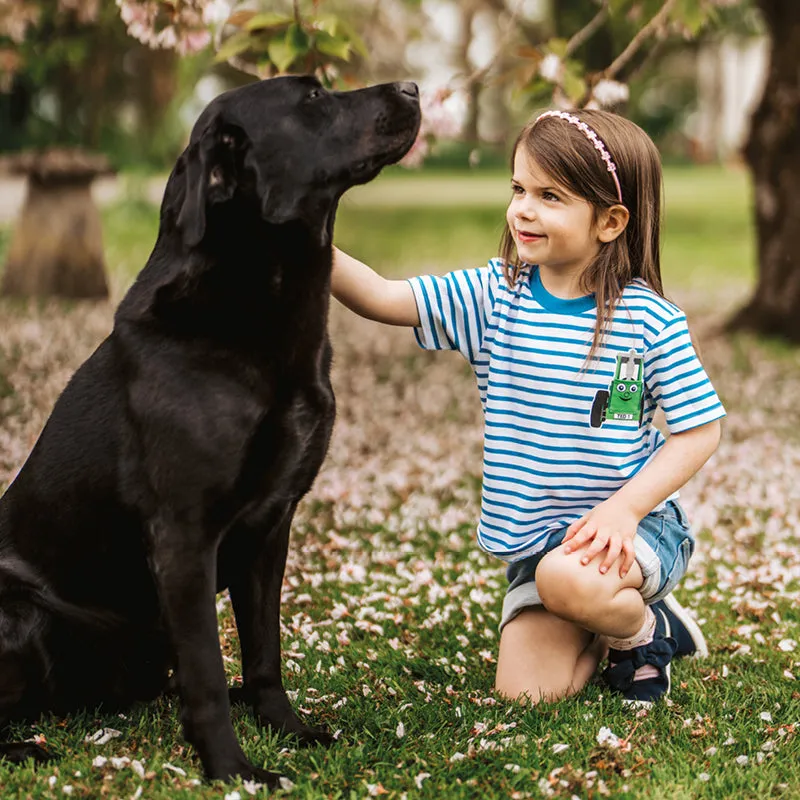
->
<box><xmin>115</xmin><ymin>0</ymin><xmax>215</xmax><ymax>53</ymax></box>
<box><xmin>400</xmin><ymin>88</ymin><xmax>463</xmax><ymax>168</ymax></box>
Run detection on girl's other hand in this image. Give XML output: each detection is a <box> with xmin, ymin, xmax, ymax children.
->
<box><xmin>562</xmin><ymin>500</ymin><xmax>641</xmax><ymax>577</ymax></box>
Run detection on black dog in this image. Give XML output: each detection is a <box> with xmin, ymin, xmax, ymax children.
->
<box><xmin>0</xmin><ymin>76</ymin><xmax>420</xmax><ymax>784</ymax></box>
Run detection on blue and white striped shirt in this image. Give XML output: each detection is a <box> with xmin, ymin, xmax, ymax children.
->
<box><xmin>408</xmin><ymin>259</ymin><xmax>725</xmax><ymax>562</ymax></box>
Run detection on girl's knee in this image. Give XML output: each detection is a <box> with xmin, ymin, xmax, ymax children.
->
<box><xmin>537</xmin><ymin>546</ymin><xmax>635</xmax><ymax>624</ymax></box>
<box><xmin>536</xmin><ymin>549</ymin><xmax>595</xmax><ymax>621</ymax></box>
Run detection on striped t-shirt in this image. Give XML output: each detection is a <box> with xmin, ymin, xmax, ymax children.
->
<box><xmin>408</xmin><ymin>259</ymin><xmax>725</xmax><ymax>563</ymax></box>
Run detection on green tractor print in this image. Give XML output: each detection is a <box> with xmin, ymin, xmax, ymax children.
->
<box><xmin>590</xmin><ymin>349</ymin><xmax>644</xmax><ymax>428</ymax></box>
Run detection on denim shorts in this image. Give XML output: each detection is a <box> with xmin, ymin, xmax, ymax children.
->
<box><xmin>499</xmin><ymin>500</ymin><xmax>695</xmax><ymax>632</ymax></box>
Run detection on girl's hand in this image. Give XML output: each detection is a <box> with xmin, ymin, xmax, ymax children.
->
<box><xmin>562</xmin><ymin>500</ymin><xmax>642</xmax><ymax>578</ymax></box>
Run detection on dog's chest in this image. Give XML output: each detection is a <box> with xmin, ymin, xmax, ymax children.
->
<box><xmin>250</xmin><ymin>380</ymin><xmax>335</xmax><ymax>485</ymax></box>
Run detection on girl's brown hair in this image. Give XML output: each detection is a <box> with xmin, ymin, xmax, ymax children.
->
<box><xmin>499</xmin><ymin>109</ymin><xmax>664</xmax><ymax>364</ymax></box>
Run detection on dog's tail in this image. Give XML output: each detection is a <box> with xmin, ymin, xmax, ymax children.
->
<box><xmin>0</xmin><ymin>555</ymin><xmax>121</xmax><ymax>630</ymax></box>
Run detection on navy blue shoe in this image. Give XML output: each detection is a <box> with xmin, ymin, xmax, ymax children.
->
<box><xmin>603</xmin><ymin>607</ymin><xmax>677</xmax><ymax>707</ymax></box>
<box><xmin>653</xmin><ymin>593</ymin><xmax>708</xmax><ymax>659</ymax></box>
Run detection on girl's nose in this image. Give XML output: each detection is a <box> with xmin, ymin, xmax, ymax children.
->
<box><xmin>516</xmin><ymin>202</ymin><xmax>536</xmax><ymax>221</ymax></box>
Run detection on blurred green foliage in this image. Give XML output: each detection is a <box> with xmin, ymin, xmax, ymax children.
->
<box><xmin>46</xmin><ymin>164</ymin><xmax>752</xmax><ymax>297</ymax></box>
<box><xmin>335</xmin><ymin>166</ymin><xmax>754</xmax><ymax>292</ymax></box>
<box><xmin>0</xmin><ymin>1</ymin><xmax>214</xmax><ymax>169</ymax></box>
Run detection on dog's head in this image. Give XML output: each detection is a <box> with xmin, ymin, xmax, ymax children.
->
<box><xmin>171</xmin><ymin>76</ymin><xmax>421</xmax><ymax>249</ymax></box>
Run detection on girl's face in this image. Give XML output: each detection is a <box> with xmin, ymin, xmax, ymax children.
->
<box><xmin>506</xmin><ymin>150</ymin><xmax>601</xmax><ymax>285</ymax></box>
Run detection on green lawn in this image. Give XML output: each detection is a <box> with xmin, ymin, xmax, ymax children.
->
<box><xmin>0</xmin><ymin>166</ymin><xmax>796</xmax><ymax>799</ymax></box>
<box><xmin>334</xmin><ymin>165</ymin><xmax>756</xmax><ymax>292</ymax></box>
<box><xmin>23</xmin><ymin>164</ymin><xmax>753</xmax><ymax>296</ymax></box>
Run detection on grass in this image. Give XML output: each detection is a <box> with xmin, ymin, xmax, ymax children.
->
<box><xmin>9</xmin><ymin>163</ymin><xmax>752</xmax><ymax>295</ymax></box>
<box><xmin>334</xmin><ymin>164</ymin><xmax>757</xmax><ymax>292</ymax></box>
<box><xmin>0</xmin><ymin>165</ymin><xmax>797</xmax><ymax>798</ymax></box>
<box><xmin>0</xmin><ymin>521</ymin><xmax>795</xmax><ymax>798</ymax></box>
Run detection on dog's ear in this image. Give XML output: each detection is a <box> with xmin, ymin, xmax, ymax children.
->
<box><xmin>176</xmin><ymin>114</ymin><xmax>239</xmax><ymax>248</ymax></box>
<box><xmin>243</xmin><ymin>147</ymin><xmax>305</xmax><ymax>227</ymax></box>
<box><xmin>243</xmin><ymin>149</ymin><xmax>335</xmax><ymax>246</ymax></box>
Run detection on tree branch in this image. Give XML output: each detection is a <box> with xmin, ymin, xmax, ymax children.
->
<box><xmin>481</xmin><ymin>0</ymin><xmax>550</xmax><ymax>49</ymax></box>
<box><xmin>565</xmin><ymin>0</ymin><xmax>609</xmax><ymax>58</ymax></box>
<box><xmin>458</xmin><ymin>0</ymin><xmax>527</xmax><ymax>89</ymax></box>
<box><xmin>602</xmin><ymin>0</ymin><xmax>677</xmax><ymax>81</ymax></box>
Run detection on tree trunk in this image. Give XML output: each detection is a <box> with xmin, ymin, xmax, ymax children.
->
<box><xmin>727</xmin><ymin>1</ymin><xmax>800</xmax><ymax>341</ymax></box>
<box><xmin>1</xmin><ymin>175</ymin><xmax>109</xmax><ymax>299</ymax></box>
<box><xmin>457</xmin><ymin>0</ymin><xmax>481</xmax><ymax>145</ymax></box>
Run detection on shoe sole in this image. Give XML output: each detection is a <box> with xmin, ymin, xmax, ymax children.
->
<box><xmin>622</xmin><ymin>611</ymin><xmax>672</xmax><ymax>709</ymax></box>
<box><xmin>662</xmin><ymin>593</ymin><xmax>709</xmax><ymax>658</ymax></box>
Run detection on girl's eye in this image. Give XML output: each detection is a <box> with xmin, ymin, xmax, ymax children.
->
<box><xmin>511</xmin><ymin>184</ymin><xmax>524</xmax><ymax>195</ymax></box>
<box><xmin>542</xmin><ymin>190</ymin><xmax>560</xmax><ymax>201</ymax></box>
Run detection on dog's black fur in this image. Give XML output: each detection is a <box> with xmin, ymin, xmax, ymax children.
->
<box><xmin>0</xmin><ymin>76</ymin><xmax>420</xmax><ymax>783</ymax></box>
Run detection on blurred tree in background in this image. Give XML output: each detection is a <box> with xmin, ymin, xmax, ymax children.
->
<box><xmin>0</xmin><ymin>0</ymin><xmax>210</xmax><ymax>165</ymax></box>
<box><xmin>728</xmin><ymin>0</ymin><xmax>800</xmax><ymax>340</ymax></box>
<box><xmin>1</xmin><ymin>0</ymin><xmax>798</xmax><ymax>341</ymax></box>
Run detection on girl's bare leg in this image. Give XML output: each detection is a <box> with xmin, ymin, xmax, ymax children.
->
<box><xmin>535</xmin><ymin>542</ymin><xmax>646</xmax><ymax>638</ymax></box>
<box><xmin>495</xmin><ymin>607</ymin><xmax>607</xmax><ymax>704</ymax></box>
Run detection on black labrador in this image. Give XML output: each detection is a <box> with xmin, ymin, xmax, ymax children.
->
<box><xmin>0</xmin><ymin>75</ymin><xmax>420</xmax><ymax>784</ymax></box>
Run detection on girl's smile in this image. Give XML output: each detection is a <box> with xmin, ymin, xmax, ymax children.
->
<box><xmin>515</xmin><ymin>230</ymin><xmax>546</xmax><ymax>245</ymax></box>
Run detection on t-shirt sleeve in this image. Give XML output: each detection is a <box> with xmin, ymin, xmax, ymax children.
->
<box><xmin>407</xmin><ymin>263</ymin><xmax>498</xmax><ymax>364</ymax></box>
<box><xmin>644</xmin><ymin>314</ymin><xmax>726</xmax><ymax>433</ymax></box>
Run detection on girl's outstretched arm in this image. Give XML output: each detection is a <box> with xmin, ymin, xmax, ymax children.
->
<box><xmin>332</xmin><ymin>247</ymin><xmax>420</xmax><ymax>326</ymax></box>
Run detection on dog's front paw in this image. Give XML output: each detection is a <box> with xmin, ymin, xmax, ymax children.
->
<box><xmin>207</xmin><ymin>759</ymin><xmax>282</xmax><ymax>787</ymax></box>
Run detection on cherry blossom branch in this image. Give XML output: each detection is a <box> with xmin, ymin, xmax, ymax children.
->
<box><xmin>458</xmin><ymin>0</ymin><xmax>526</xmax><ymax>90</ymax></box>
<box><xmin>565</xmin><ymin>0</ymin><xmax>609</xmax><ymax>58</ymax></box>
<box><xmin>576</xmin><ymin>0</ymin><xmax>677</xmax><ymax>107</ymax></box>
<box><xmin>601</xmin><ymin>0</ymin><xmax>677</xmax><ymax>81</ymax></box>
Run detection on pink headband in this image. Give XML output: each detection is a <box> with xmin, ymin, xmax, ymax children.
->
<box><xmin>535</xmin><ymin>110</ymin><xmax>623</xmax><ymax>204</ymax></box>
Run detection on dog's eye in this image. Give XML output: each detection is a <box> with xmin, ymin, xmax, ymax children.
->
<box><xmin>307</xmin><ymin>88</ymin><xmax>323</xmax><ymax>100</ymax></box>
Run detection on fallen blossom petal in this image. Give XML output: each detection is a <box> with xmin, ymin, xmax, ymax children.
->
<box><xmin>597</xmin><ymin>727</ymin><xmax>621</xmax><ymax>748</ymax></box>
<box><xmin>85</xmin><ymin>728</ymin><xmax>122</xmax><ymax>745</ymax></box>
<box><xmin>414</xmin><ymin>772</ymin><xmax>431</xmax><ymax>790</ymax></box>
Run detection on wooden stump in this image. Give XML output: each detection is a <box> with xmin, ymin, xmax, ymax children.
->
<box><xmin>1</xmin><ymin>150</ymin><xmax>113</xmax><ymax>300</ymax></box>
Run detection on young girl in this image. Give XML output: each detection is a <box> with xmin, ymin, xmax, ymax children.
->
<box><xmin>331</xmin><ymin>109</ymin><xmax>723</xmax><ymax>707</ymax></box>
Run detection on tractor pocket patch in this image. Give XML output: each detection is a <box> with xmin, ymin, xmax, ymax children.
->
<box><xmin>590</xmin><ymin>349</ymin><xmax>644</xmax><ymax>428</ymax></box>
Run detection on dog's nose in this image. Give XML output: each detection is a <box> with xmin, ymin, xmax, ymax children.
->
<box><xmin>397</xmin><ymin>82</ymin><xmax>419</xmax><ymax>99</ymax></box>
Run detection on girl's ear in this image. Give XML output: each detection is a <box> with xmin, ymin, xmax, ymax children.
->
<box><xmin>597</xmin><ymin>205</ymin><xmax>630</xmax><ymax>243</ymax></box>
